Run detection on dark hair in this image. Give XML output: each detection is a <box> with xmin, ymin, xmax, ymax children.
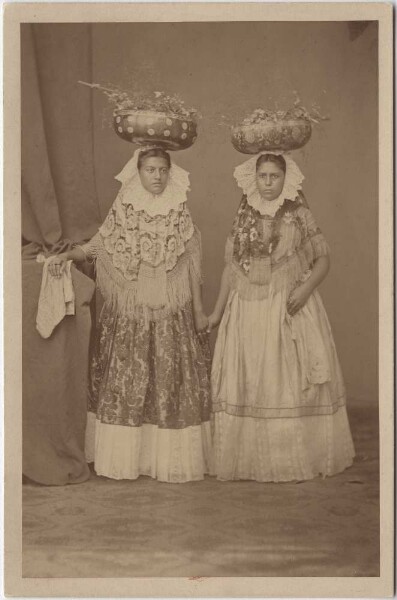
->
<box><xmin>256</xmin><ymin>153</ymin><xmax>286</xmax><ymax>174</ymax></box>
<box><xmin>137</xmin><ymin>148</ymin><xmax>171</xmax><ymax>170</ymax></box>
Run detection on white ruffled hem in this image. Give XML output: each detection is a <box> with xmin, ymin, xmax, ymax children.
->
<box><xmin>85</xmin><ymin>413</ymin><xmax>213</xmax><ymax>483</ymax></box>
<box><xmin>212</xmin><ymin>407</ymin><xmax>355</xmax><ymax>482</ymax></box>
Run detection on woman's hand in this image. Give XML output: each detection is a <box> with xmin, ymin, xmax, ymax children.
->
<box><xmin>207</xmin><ymin>311</ymin><xmax>222</xmax><ymax>332</ymax></box>
<box><xmin>194</xmin><ymin>309</ymin><xmax>209</xmax><ymax>335</ymax></box>
<box><xmin>287</xmin><ymin>283</ymin><xmax>312</xmax><ymax>316</ymax></box>
<box><xmin>48</xmin><ymin>253</ymin><xmax>69</xmax><ymax>278</ymax></box>
<box><xmin>287</xmin><ymin>257</ymin><xmax>330</xmax><ymax>316</ymax></box>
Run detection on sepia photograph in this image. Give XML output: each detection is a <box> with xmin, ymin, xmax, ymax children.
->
<box><xmin>3</xmin><ymin>2</ymin><xmax>394</xmax><ymax>597</ymax></box>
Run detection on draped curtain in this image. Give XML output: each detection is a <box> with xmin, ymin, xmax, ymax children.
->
<box><xmin>21</xmin><ymin>25</ymin><xmax>101</xmax><ymax>484</ymax></box>
<box><xmin>21</xmin><ymin>24</ymin><xmax>102</xmax><ymax>246</ymax></box>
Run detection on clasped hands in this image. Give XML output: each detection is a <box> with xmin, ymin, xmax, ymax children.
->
<box><xmin>194</xmin><ymin>309</ymin><xmax>221</xmax><ymax>337</ymax></box>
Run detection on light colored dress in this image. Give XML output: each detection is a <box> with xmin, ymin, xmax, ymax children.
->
<box><xmin>211</xmin><ymin>195</ymin><xmax>355</xmax><ymax>482</ymax></box>
<box><xmin>83</xmin><ymin>154</ymin><xmax>212</xmax><ymax>483</ymax></box>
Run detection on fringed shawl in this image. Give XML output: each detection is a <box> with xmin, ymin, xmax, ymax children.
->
<box><xmin>81</xmin><ymin>199</ymin><xmax>202</xmax><ymax>322</ymax></box>
<box><xmin>226</xmin><ymin>196</ymin><xmax>329</xmax><ymax>300</ymax></box>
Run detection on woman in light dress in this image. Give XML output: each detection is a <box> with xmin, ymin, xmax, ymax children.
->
<box><xmin>208</xmin><ymin>152</ymin><xmax>355</xmax><ymax>482</ymax></box>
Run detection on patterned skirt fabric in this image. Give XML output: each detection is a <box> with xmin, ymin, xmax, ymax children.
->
<box><xmin>86</xmin><ymin>302</ymin><xmax>212</xmax><ymax>482</ymax></box>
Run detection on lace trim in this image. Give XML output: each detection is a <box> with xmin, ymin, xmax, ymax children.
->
<box><xmin>247</xmin><ymin>194</ymin><xmax>285</xmax><ymax>217</ymax></box>
<box><xmin>118</xmin><ymin>176</ymin><xmax>188</xmax><ymax>216</ymax></box>
<box><xmin>115</xmin><ymin>147</ymin><xmax>190</xmax><ymax>217</ymax></box>
<box><xmin>95</xmin><ymin>227</ymin><xmax>203</xmax><ymax>321</ymax></box>
<box><xmin>80</xmin><ymin>234</ymin><xmax>102</xmax><ymax>260</ymax></box>
<box><xmin>97</xmin><ymin>197</ymin><xmax>195</xmax><ymax>281</ymax></box>
<box><xmin>234</xmin><ymin>152</ymin><xmax>305</xmax><ymax>216</ymax></box>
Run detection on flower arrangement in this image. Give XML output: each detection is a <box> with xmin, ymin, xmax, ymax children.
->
<box><xmin>230</xmin><ymin>95</ymin><xmax>329</xmax><ymax>154</ymax></box>
<box><xmin>79</xmin><ymin>80</ymin><xmax>200</xmax><ymax>150</ymax></box>
<box><xmin>241</xmin><ymin>105</ymin><xmax>325</xmax><ymax>126</ymax></box>
<box><xmin>227</xmin><ymin>92</ymin><xmax>329</xmax><ymax>128</ymax></box>
<box><xmin>78</xmin><ymin>81</ymin><xmax>201</xmax><ymax>122</ymax></box>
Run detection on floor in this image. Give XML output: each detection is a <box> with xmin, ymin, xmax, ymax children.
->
<box><xmin>22</xmin><ymin>402</ymin><xmax>379</xmax><ymax>578</ymax></box>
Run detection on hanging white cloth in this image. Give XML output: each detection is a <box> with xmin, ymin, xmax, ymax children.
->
<box><xmin>36</xmin><ymin>256</ymin><xmax>75</xmax><ymax>338</ymax></box>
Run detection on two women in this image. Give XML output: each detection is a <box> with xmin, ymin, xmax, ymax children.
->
<box><xmin>49</xmin><ymin>147</ymin><xmax>355</xmax><ymax>483</ymax></box>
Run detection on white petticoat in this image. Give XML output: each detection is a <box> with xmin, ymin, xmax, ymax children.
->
<box><xmin>85</xmin><ymin>413</ymin><xmax>213</xmax><ymax>483</ymax></box>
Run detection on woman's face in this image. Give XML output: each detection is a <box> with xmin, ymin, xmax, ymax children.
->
<box><xmin>139</xmin><ymin>157</ymin><xmax>170</xmax><ymax>195</ymax></box>
<box><xmin>256</xmin><ymin>161</ymin><xmax>286</xmax><ymax>201</ymax></box>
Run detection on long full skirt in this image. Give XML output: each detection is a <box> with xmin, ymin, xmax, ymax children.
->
<box><xmin>211</xmin><ymin>286</ymin><xmax>355</xmax><ymax>482</ymax></box>
<box><xmin>85</xmin><ymin>302</ymin><xmax>212</xmax><ymax>483</ymax></box>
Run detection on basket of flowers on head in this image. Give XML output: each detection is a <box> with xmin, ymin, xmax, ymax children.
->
<box><xmin>231</xmin><ymin>99</ymin><xmax>329</xmax><ymax>154</ymax></box>
<box><xmin>79</xmin><ymin>82</ymin><xmax>200</xmax><ymax>151</ymax></box>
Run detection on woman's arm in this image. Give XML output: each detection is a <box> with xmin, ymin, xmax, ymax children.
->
<box><xmin>208</xmin><ymin>265</ymin><xmax>231</xmax><ymax>330</ymax></box>
<box><xmin>47</xmin><ymin>246</ymin><xmax>87</xmax><ymax>278</ymax></box>
<box><xmin>305</xmin><ymin>254</ymin><xmax>330</xmax><ymax>291</ymax></box>
<box><xmin>190</xmin><ymin>272</ymin><xmax>209</xmax><ymax>333</ymax></box>
<box><xmin>287</xmin><ymin>254</ymin><xmax>330</xmax><ymax>316</ymax></box>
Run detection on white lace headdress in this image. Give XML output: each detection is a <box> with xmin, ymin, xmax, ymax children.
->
<box><xmin>233</xmin><ymin>151</ymin><xmax>305</xmax><ymax>217</ymax></box>
<box><xmin>115</xmin><ymin>146</ymin><xmax>191</xmax><ymax>217</ymax></box>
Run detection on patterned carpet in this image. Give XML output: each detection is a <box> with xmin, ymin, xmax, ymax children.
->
<box><xmin>22</xmin><ymin>403</ymin><xmax>379</xmax><ymax>578</ymax></box>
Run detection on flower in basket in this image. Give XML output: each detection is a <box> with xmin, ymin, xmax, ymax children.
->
<box><xmin>79</xmin><ymin>81</ymin><xmax>201</xmax><ymax>151</ymax></box>
<box><xmin>231</xmin><ymin>94</ymin><xmax>329</xmax><ymax>154</ymax></box>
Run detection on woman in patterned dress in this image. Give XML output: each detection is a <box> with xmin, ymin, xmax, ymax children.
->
<box><xmin>48</xmin><ymin>147</ymin><xmax>212</xmax><ymax>482</ymax></box>
<box><xmin>208</xmin><ymin>152</ymin><xmax>355</xmax><ymax>482</ymax></box>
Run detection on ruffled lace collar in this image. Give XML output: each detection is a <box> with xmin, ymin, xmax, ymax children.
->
<box><xmin>233</xmin><ymin>151</ymin><xmax>304</xmax><ymax>217</ymax></box>
<box><xmin>115</xmin><ymin>147</ymin><xmax>190</xmax><ymax>217</ymax></box>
